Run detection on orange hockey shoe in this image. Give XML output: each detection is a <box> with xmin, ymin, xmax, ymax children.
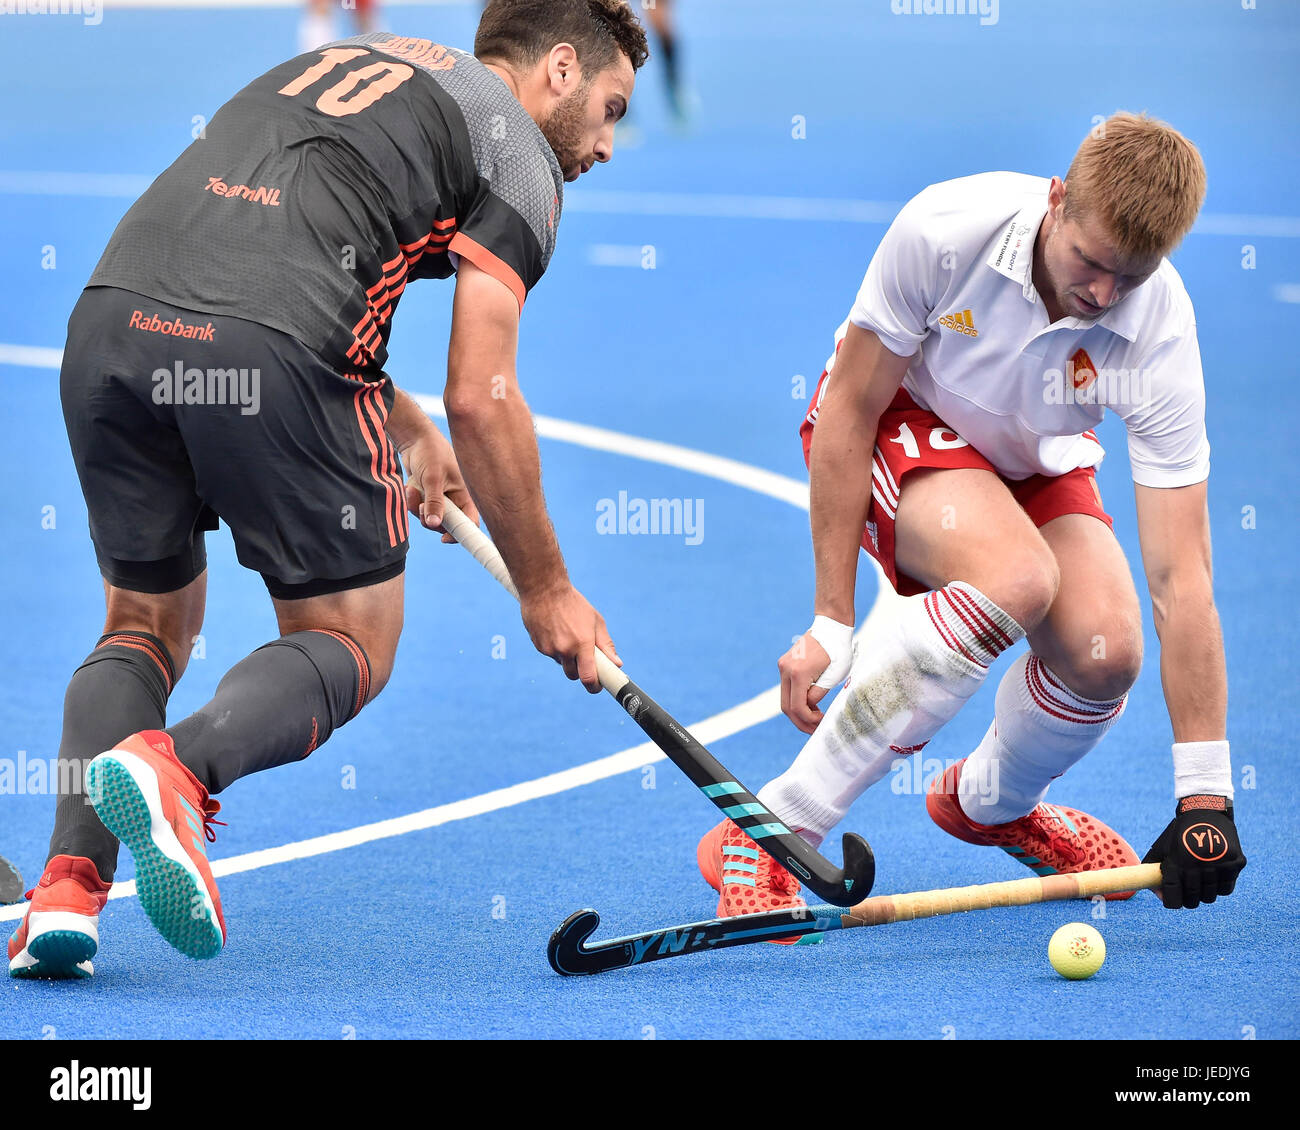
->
<box><xmin>697</xmin><ymin>818</ymin><xmax>822</xmax><ymax>944</ymax></box>
<box><xmin>86</xmin><ymin>730</ymin><xmax>227</xmax><ymax>958</ymax></box>
<box><xmin>927</xmin><ymin>758</ymin><xmax>1139</xmax><ymax>900</ymax></box>
<box><xmin>8</xmin><ymin>855</ymin><xmax>112</xmax><ymax>979</ymax></box>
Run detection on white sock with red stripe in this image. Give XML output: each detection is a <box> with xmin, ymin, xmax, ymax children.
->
<box><xmin>758</xmin><ymin>582</ymin><xmax>1024</xmax><ymax>845</ymax></box>
<box><xmin>960</xmin><ymin>653</ymin><xmax>1126</xmax><ymax>825</ymax></box>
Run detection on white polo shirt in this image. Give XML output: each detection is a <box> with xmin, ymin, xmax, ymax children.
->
<box><xmin>824</xmin><ymin>171</ymin><xmax>1210</xmax><ymax>486</ymax></box>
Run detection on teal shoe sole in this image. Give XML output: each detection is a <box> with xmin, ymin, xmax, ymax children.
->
<box><xmin>87</xmin><ymin>754</ymin><xmax>223</xmax><ymax>960</ymax></box>
<box><xmin>10</xmin><ymin>930</ymin><xmax>96</xmax><ymax>979</ymax></box>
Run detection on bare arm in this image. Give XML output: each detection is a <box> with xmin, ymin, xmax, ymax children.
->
<box><xmin>809</xmin><ymin>325</ymin><xmax>915</xmax><ymax>624</ymax></box>
<box><xmin>779</xmin><ymin>324</ymin><xmax>914</xmax><ymax>732</ymax></box>
<box><xmin>442</xmin><ymin>259</ymin><xmax>616</xmax><ymax>689</ymax></box>
<box><xmin>1133</xmin><ymin>480</ymin><xmax>1227</xmax><ymax>741</ymax></box>
<box><xmin>443</xmin><ymin>259</ymin><xmax>567</xmax><ymax>600</ymax></box>
<box><xmin>386</xmin><ymin>385</ymin><xmax>440</xmax><ymax>453</ymax></box>
<box><xmin>1134</xmin><ymin>479</ymin><xmax>1248</xmax><ymax>909</ymax></box>
<box><xmin>384</xmin><ymin>386</ymin><xmax>480</xmax><ymax>538</ymax></box>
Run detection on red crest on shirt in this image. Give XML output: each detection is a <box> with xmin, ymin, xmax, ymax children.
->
<box><xmin>1069</xmin><ymin>348</ymin><xmax>1098</xmax><ymax>391</ymax></box>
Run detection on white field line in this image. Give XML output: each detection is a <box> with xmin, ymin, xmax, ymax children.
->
<box><xmin>0</xmin><ymin>344</ymin><xmax>63</xmax><ymax>369</ymax></box>
<box><xmin>586</xmin><ymin>243</ymin><xmax>651</xmax><ymax>268</ymax></box>
<box><xmin>0</xmin><ymin>172</ymin><xmax>1296</xmax><ymax>237</ymax></box>
<box><xmin>411</xmin><ymin>393</ymin><xmax>810</xmax><ymax>510</ymax></box>
<box><xmin>0</xmin><ymin>350</ymin><xmax>894</xmax><ymax>920</ymax></box>
<box><xmin>1</xmin><ymin>690</ymin><xmax>775</xmax><ymax>921</ymax></box>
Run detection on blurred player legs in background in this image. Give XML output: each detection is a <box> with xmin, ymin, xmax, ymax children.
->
<box><xmin>642</xmin><ymin>0</ymin><xmax>684</xmax><ymax>121</ymax></box>
<box><xmin>478</xmin><ymin>0</ymin><xmax>686</xmax><ymax>142</ymax></box>
<box><xmin>617</xmin><ymin>0</ymin><xmax>686</xmax><ymax>145</ymax></box>
<box><xmin>300</xmin><ymin>0</ymin><xmax>378</xmax><ymax>54</ymax></box>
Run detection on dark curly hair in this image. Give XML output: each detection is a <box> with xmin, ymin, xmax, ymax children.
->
<box><xmin>475</xmin><ymin>0</ymin><xmax>650</xmax><ymax>76</ymax></box>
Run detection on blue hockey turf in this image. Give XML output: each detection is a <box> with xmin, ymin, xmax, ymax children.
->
<box><xmin>1</xmin><ymin>0</ymin><xmax>1297</xmax><ymax>1040</ymax></box>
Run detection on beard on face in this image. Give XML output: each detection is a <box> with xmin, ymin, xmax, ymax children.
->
<box><xmin>1069</xmin><ymin>292</ymin><xmax>1106</xmax><ymax>318</ymax></box>
<box><xmin>539</xmin><ymin>76</ymin><xmax>594</xmax><ymax>179</ymax></box>
<box><xmin>1041</xmin><ymin>223</ymin><xmax>1102</xmax><ymax>321</ymax></box>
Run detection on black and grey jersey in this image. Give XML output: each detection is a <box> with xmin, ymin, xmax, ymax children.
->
<box><xmin>89</xmin><ymin>33</ymin><xmax>564</xmax><ymax>370</ymax></box>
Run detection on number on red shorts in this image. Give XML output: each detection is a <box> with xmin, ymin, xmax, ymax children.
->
<box><xmin>929</xmin><ymin>427</ymin><xmax>968</xmax><ymax>451</ymax></box>
<box><xmin>887</xmin><ymin>421</ymin><xmax>969</xmax><ymax>460</ymax></box>
<box><xmin>888</xmin><ymin>422</ymin><xmax>921</xmax><ymax>459</ymax></box>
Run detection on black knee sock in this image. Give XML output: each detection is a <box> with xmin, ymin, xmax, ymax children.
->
<box><xmin>166</xmin><ymin>630</ymin><xmax>370</xmax><ymax>794</ymax></box>
<box><xmin>658</xmin><ymin>31</ymin><xmax>679</xmax><ymax>96</ymax></box>
<box><xmin>47</xmin><ymin>632</ymin><xmax>176</xmax><ymax>882</ymax></box>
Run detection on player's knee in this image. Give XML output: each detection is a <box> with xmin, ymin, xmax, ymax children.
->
<box><xmin>165</xmin><ymin>612</ymin><xmax>205</xmax><ymax>682</ymax></box>
<box><xmin>979</xmin><ymin>546</ymin><xmax>1059</xmax><ymax>632</ymax></box>
<box><xmin>331</xmin><ymin>625</ymin><xmax>397</xmax><ymax>706</ymax></box>
<box><xmin>363</xmin><ymin>645</ymin><xmax>396</xmax><ymax>702</ymax></box>
<box><xmin>278</xmin><ymin>625</ymin><xmax>397</xmax><ymax>720</ymax></box>
<box><xmin>1065</xmin><ymin>625</ymin><xmax>1143</xmax><ymax>701</ymax></box>
<box><xmin>99</xmin><ymin>619</ymin><xmax>198</xmax><ymax>685</ymax></box>
<box><xmin>1024</xmin><ymin>555</ymin><xmax>1061</xmax><ymax>628</ymax></box>
<box><xmin>104</xmin><ymin>581</ymin><xmax>206</xmax><ymax>685</ymax></box>
<box><xmin>273</xmin><ymin>573</ymin><xmax>403</xmax><ymax>709</ymax></box>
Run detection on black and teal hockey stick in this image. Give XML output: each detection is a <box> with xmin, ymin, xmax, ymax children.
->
<box><xmin>548</xmin><ymin>864</ymin><xmax>1162</xmax><ymax>976</ymax></box>
<box><xmin>440</xmin><ymin>498</ymin><xmax>875</xmax><ymax>908</ymax></box>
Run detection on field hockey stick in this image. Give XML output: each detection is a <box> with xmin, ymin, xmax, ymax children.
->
<box><xmin>547</xmin><ymin>863</ymin><xmax>1162</xmax><ymax>975</ymax></box>
<box><xmin>0</xmin><ymin>855</ymin><xmax>24</xmax><ymax>905</ymax></box>
<box><xmin>440</xmin><ymin>496</ymin><xmax>875</xmax><ymax>907</ymax></box>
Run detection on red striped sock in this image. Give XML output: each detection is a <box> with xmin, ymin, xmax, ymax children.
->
<box><xmin>757</xmin><ymin>583</ymin><xmax>1023</xmax><ymax>843</ymax></box>
<box><xmin>962</xmin><ymin>654</ymin><xmax>1127</xmax><ymax>824</ymax></box>
<box><xmin>923</xmin><ymin>582</ymin><xmax>1023</xmax><ymax>668</ymax></box>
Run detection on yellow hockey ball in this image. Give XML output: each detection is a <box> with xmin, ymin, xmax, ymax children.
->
<box><xmin>1048</xmin><ymin>923</ymin><xmax>1106</xmax><ymax>980</ymax></box>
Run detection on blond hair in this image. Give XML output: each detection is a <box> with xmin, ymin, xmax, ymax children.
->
<box><xmin>1065</xmin><ymin>112</ymin><xmax>1206</xmax><ymax>262</ymax></box>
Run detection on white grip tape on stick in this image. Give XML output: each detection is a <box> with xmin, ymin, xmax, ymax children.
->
<box><xmin>440</xmin><ymin>498</ymin><xmax>629</xmax><ymax>695</ymax></box>
<box><xmin>440</xmin><ymin>499</ymin><xmax>518</xmax><ymax>598</ymax></box>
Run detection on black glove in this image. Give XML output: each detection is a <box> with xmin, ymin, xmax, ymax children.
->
<box><xmin>1142</xmin><ymin>795</ymin><xmax>1246</xmax><ymax>909</ymax></box>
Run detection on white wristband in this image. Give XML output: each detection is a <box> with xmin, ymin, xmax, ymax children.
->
<box><xmin>1172</xmin><ymin>740</ymin><xmax>1233</xmax><ymax>802</ymax></box>
<box><xmin>807</xmin><ymin>615</ymin><xmax>855</xmax><ymax>690</ymax></box>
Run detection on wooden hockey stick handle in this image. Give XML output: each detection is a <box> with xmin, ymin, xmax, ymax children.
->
<box><xmin>439</xmin><ymin>497</ymin><xmax>630</xmax><ymax>695</ymax></box>
<box><xmin>840</xmin><ymin>863</ymin><xmax>1162</xmax><ymax>927</ymax></box>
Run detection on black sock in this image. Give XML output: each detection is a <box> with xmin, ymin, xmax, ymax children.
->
<box><xmin>47</xmin><ymin>632</ymin><xmax>176</xmax><ymax>883</ymax></box>
<box><xmin>658</xmin><ymin>31</ymin><xmax>680</xmax><ymax>97</ymax></box>
<box><xmin>166</xmin><ymin>630</ymin><xmax>369</xmax><ymax>794</ymax></box>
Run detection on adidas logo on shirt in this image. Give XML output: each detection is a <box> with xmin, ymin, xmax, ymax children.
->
<box><xmin>939</xmin><ymin>308</ymin><xmax>978</xmax><ymax>336</ymax></box>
